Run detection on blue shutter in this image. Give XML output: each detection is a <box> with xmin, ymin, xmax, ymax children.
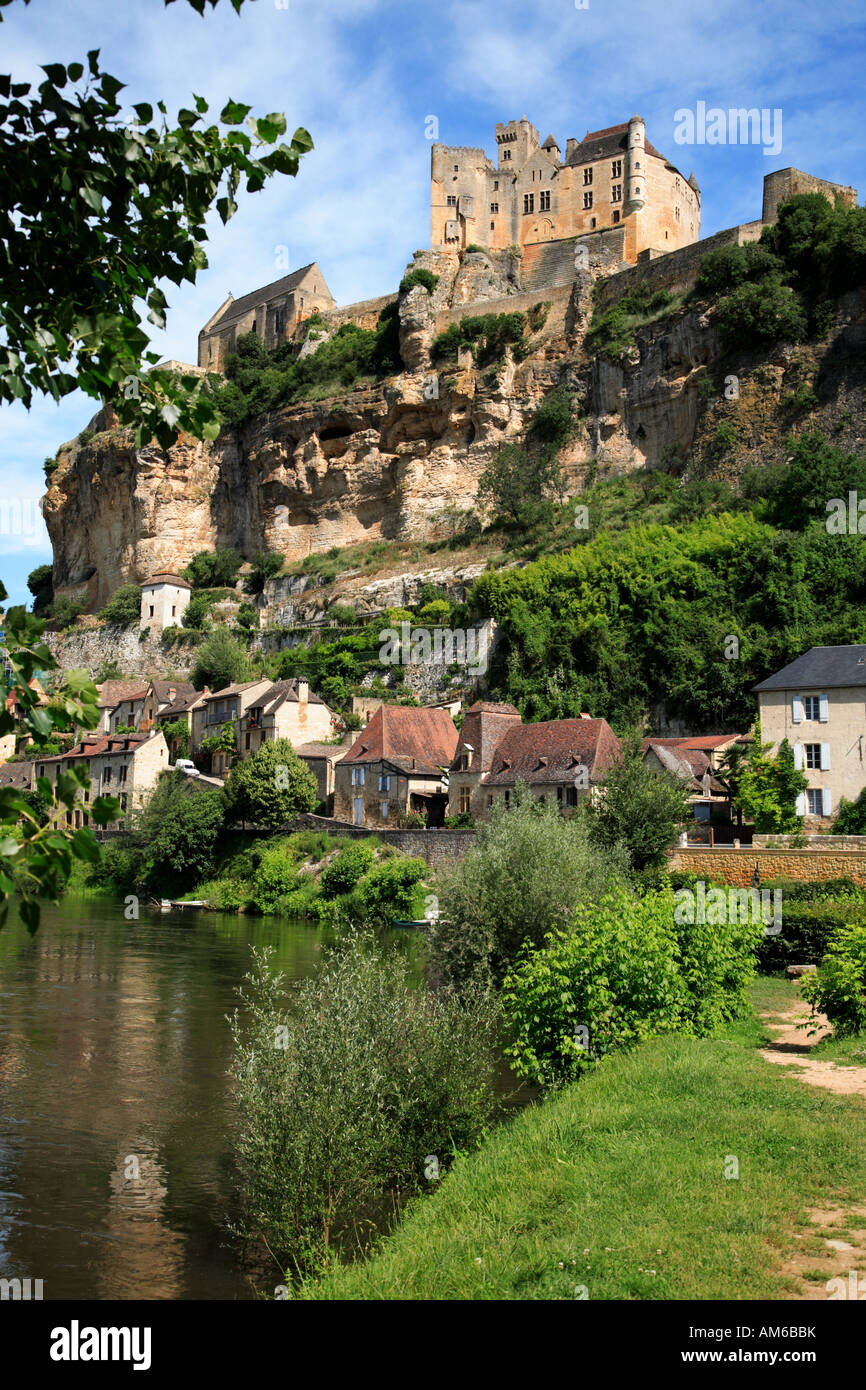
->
<box><xmin>793</xmin><ymin>742</ymin><xmax>803</xmax><ymax>770</ymax></box>
<box><xmin>820</xmin><ymin>743</ymin><xmax>830</xmax><ymax>771</ymax></box>
<box><xmin>792</xmin><ymin>695</ymin><xmax>803</xmax><ymax>723</ymax></box>
<box><xmin>795</xmin><ymin>792</ymin><xmax>806</xmax><ymax>817</ymax></box>
<box><xmin>822</xmin><ymin>787</ymin><xmax>832</xmax><ymax>816</ymax></box>
<box><xmin>819</xmin><ymin>694</ymin><xmax>829</xmax><ymax>723</ymax></box>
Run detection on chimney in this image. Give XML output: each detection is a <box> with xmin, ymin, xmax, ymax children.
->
<box><xmin>297</xmin><ymin>679</ymin><xmax>309</xmax><ymax>706</ymax></box>
<box><xmin>565</xmin><ymin>137</ymin><xmax>579</xmax><ymax>163</ymax></box>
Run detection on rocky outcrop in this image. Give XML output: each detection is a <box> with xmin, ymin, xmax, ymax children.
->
<box><xmin>43</xmin><ymin>258</ymin><xmax>866</xmax><ymax>611</ymax></box>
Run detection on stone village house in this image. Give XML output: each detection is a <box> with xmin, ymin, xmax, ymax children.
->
<box><xmin>190</xmin><ymin>678</ymin><xmax>336</xmax><ymax>777</ymax></box>
<box><xmin>334</xmin><ymin>705</ymin><xmax>459</xmax><ymax>828</ymax></box>
<box><xmin>754</xmin><ymin>644</ymin><xmax>866</xmax><ymax>825</ymax></box>
<box><xmin>642</xmin><ymin>734</ymin><xmax>749</xmax><ymax>835</ymax></box>
<box><xmin>32</xmin><ymin>731</ymin><xmax>170</xmax><ymax>829</ymax></box>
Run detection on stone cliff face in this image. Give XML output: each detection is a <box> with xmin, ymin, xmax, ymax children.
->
<box><xmin>43</xmin><ymin>243</ymin><xmax>866</xmax><ymax>610</ymax></box>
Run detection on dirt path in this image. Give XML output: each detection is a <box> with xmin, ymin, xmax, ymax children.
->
<box><xmin>759</xmin><ymin>995</ymin><xmax>866</xmax><ymax>1098</ymax></box>
<box><xmin>759</xmin><ymin>988</ymin><xmax>866</xmax><ymax>1298</ymax></box>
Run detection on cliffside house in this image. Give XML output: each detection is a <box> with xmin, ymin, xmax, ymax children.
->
<box><xmin>95</xmin><ymin>680</ymin><xmax>151</xmax><ymax>736</ymax></box>
<box><xmin>753</xmin><ymin>645</ymin><xmax>866</xmax><ymax>824</ymax></box>
<box><xmin>197</xmin><ymin>262</ymin><xmax>336</xmax><ymax>372</ymax></box>
<box><xmin>140</xmin><ymin>680</ymin><xmax>197</xmax><ymax>732</ymax></box>
<box><xmin>334</xmin><ymin>704</ymin><xmax>459</xmax><ymax>828</ymax></box>
<box><xmin>139</xmin><ymin>573</ymin><xmax>192</xmax><ymax>633</ymax></box>
<box><xmin>190</xmin><ymin>679</ymin><xmax>273</xmax><ymax>776</ymax></box>
<box><xmin>33</xmin><ymin>731</ymin><xmax>170</xmax><ymax>829</ymax></box>
<box><xmin>464</xmin><ymin>715</ymin><xmax>621</xmax><ymax>816</ymax></box>
<box><xmin>446</xmin><ymin>701</ymin><xmax>523</xmax><ymax>819</ymax></box>
<box><xmin>642</xmin><ymin>734</ymin><xmax>748</xmax><ymax>836</ymax></box>
<box><xmin>295</xmin><ymin>740</ymin><xmax>351</xmax><ymax>815</ymax></box>
<box><xmin>240</xmin><ymin>679</ymin><xmax>336</xmax><ymax>758</ymax></box>
<box><xmin>155</xmin><ymin>687</ymin><xmax>208</xmax><ymax>758</ymax></box>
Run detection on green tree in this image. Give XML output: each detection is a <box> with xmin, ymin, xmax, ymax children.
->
<box><xmin>733</xmin><ymin>735</ymin><xmax>807</xmax><ymax>833</ymax></box>
<box><xmin>477</xmin><ymin>442</ymin><xmax>565</xmax><ymax>530</ymax></box>
<box><xmin>587</xmin><ymin>734</ymin><xmax>694</xmax><ymax>873</ymax></box>
<box><xmin>26</xmin><ymin>563</ymin><xmax>53</xmax><ymax>616</ymax></box>
<box><xmin>183</xmin><ymin>548</ymin><xmax>242</xmax><ymax>589</ymax></box>
<box><xmin>0</xmin><ymin>0</ymin><xmax>312</xmax><ymax>446</ymax></box>
<box><xmin>0</xmin><ymin>598</ymin><xmax>119</xmax><ymax>929</ymax></box>
<box><xmin>832</xmin><ymin>789</ymin><xmax>866</xmax><ymax>835</ymax></box>
<box><xmin>190</xmin><ymin>627</ymin><xmax>251</xmax><ymax>690</ymax></box>
<box><xmin>136</xmin><ymin>770</ymin><xmax>225</xmax><ymax>890</ymax></box>
<box><xmin>245</xmin><ymin>550</ymin><xmax>285</xmax><ymax>594</ymax></box>
<box><xmin>223</xmin><ymin>738</ymin><xmax>318</xmax><ymax>828</ymax></box>
<box><xmin>98</xmin><ymin>584</ymin><xmax>142</xmax><ymax>627</ymax></box>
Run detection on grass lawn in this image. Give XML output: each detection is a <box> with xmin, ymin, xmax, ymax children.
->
<box><xmin>298</xmin><ymin>980</ymin><xmax>866</xmax><ymax>1300</ymax></box>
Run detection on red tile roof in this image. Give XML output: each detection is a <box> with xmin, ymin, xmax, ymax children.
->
<box><xmin>481</xmin><ymin>718</ymin><xmax>620</xmax><ymax>787</ymax></box>
<box><xmin>452</xmin><ymin>701</ymin><xmax>522</xmax><ymax>772</ymax></box>
<box><xmin>341</xmin><ymin>704</ymin><xmax>458</xmax><ymax>775</ymax></box>
<box><xmin>97</xmin><ymin>680</ymin><xmax>150</xmax><ymax>709</ymax></box>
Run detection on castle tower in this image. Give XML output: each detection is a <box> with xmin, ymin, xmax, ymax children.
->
<box><xmin>624</xmin><ymin>114</ymin><xmax>646</xmax><ymax>216</ymax></box>
<box><xmin>495</xmin><ymin>116</ymin><xmax>540</xmax><ymax>170</ymax></box>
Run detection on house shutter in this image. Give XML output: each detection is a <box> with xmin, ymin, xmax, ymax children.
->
<box><xmin>820</xmin><ymin>743</ymin><xmax>831</xmax><ymax>770</ymax></box>
<box><xmin>793</xmin><ymin>742</ymin><xmax>803</xmax><ymax>770</ymax></box>
<box><xmin>822</xmin><ymin>787</ymin><xmax>832</xmax><ymax>816</ymax></box>
<box><xmin>819</xmin><ymin>694</ymin><xmax>829</xmax><ymax>723</ymax></box>
<box><xmin>795</xmin><ymin>792</ymin><xmax>806</xmax><ymax>816</ymax></box>
<box><xmin>792</xmin><ymin>695</ymin><xmax>803</xmax><ymax>723</ymax></box>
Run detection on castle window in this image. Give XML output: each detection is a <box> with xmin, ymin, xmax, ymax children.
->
<box><xmin>675</xmin><ymin>177</ymin><xmax>680</xmax><ymax>191</ymax></box>
<box><xmin>454</xmin><ymin>164</ymin><xmax>458</xmax><ymax>170</ymax></box>
<box><xmin>612</xmin><ymin>210</ymin><xmax>620</xmax><ymax>223</ymax></box>
<box><xmin>540</xmin><ymin>190</ymin><xmax>550</xmax><ymax>211</ymax></box>
<box><xmin>675</xmin><ymin>206</ymin><xmax>680</xmax><ymax>221</ymax></box>
<box><xmin>491</xmin><ymin>222</ymin><xmax>495</xmax><ymax>230</ymax></box>
<box><xmin>665</xmin><ymin>230</ymin><xmax>669</xmax><ymax>239</ymax></box>
<box><xmin>612</xmin><ymin>160</ymin><xmax>622</xmax><ymax>178</ymax></box>
<box><xmin>503</xmin><ymin>149</ymin><xmax>511</xmax><ymax>161</ymax></box>
<box><xmin>447</xmin><ymin>195</ymin><xmax>457</xmax><ymax>206</ymax></box>
<box><xmin>583</xmin><ymin>191</ymin><xmax>592</xmax><ymax>209</ymax></box>
<box><xmin>590</xmin><ymin>217</ymin><xmax>596</xmax><ymax>228</ymax></box>
<box><xmin>635</xmin><ymin>161</ymin><xmax>640</xmax><ymax>169</ymax></box>
<box><xmin>523</xmin><ymin>193</ymin><xmax>534</xmax><ymax>213</ymax></box>
<box><xmin>584</xmin><ymin>168</ymin><xmax>592</xmax><ymax>185</ymax></box>
<box><xmin>612</xmin><ymin>185</ymin><xmax>622</xmax><ymax>203</ymax></box>
<box><xmin>493</xmin><ymin>180</ymin><xmax>498</xmax><ymax>190</ymax></box>
<box><xmin>149</xmin><ymin>605</ymin><xmax>154</xmax><ymax>618</ymax></box>
<box><xmin>490</xmin><ymin>202</ymin><xmax>499</xmax><ymax>213</ymax></box>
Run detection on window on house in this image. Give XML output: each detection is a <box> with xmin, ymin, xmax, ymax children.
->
<box><xmin>612</xmin><ymin>210</ymin><xmax>620</xmax><ymax>223</ymax></box>
<box><xmin>119</xmin><ymin>793</ymin><xmax>128</xmax><ymax>812</ymax></box>
<box><xmin>490</xmin><ymin>202</ymin><xmax>499</xmax><ymax>213</ymax></box>
<box><xmin>805</xmin><ymin>744</ymin><xmax>821</xmax><ymax>769</ymax></box>
<box><xmin>491</xmin><ymin>222</ymin><xmax>495</xmax><ymax>230</ymax></box>
<box><xmin>486</xmin><ymin>795</ymin><xmax>493</xmax><ymax>808</ymax></box>
<box><xmin>803</xmin><ymin>696</ymin><xmax>821</xmax><ymax>721</ymax></box>
<box><xmin>584</xmin><ymin>168</ymin><xmax>592</xmax><ymax>185</ymax></box>
<box><xmin>459</xmin><ymin>786</ymin><xmax>471</xmax><ymax>814</ymax></box>
<box><xmin>118</xmin><ymin>765</ymin><xmax>128</xmax><ymax>784</ymax></box>
<box><xmin>806</xmin><ymin>789</ymin><xmax>823</xmax><ymax>815</ymax></box>
<box><xmin>590</xmin><ymin>217</ymin><xmax>597</xmax><ymax>228</ymax></box>
<box><xmin>612</xmin><ymin>160</ymin><xmax>622</xmax><ymax>178</ymax></box>
<box><xmin>352</xmin><ymin>767</ymin><xmax>365</xmax><ymax>786</ymax></box>
<box><xmin>378</xmin><ymin>774</ymin><xmax>391</xmax><ymax>792</ymax></box>
<box><xmin>493</xmin><ymin>180</ymin><xmax>499</xmax><ymax>191</ymax></box>
<box><xmin>540</xmin><ymin>190</ymin><xmax>550</xmax><ymax>211</ymax></box>
<box><xmin>149</xmin><ymin>606</ymin><xmax>154</xmax><ymax>618</ymax></box>
<box><xmin>102</xmin><ymin>767</ymin><xmax>111</xmax><ymax>784</ymax></box>
<box><xmin>447</xmin><ymin>195</ymin><xmax>457</xmax><ymax>206</ymax></box>
<box><xmin>172</xmin><ymin>606</ymin><xmax>176</xmax><ymax>618</ymax></box>
<box><xmin>583</xmin><ymin>191</ymin><xmax>593</xmax><ymax>209</ymax></box>
<box><xmin>504</xmin><ymin>789</ymin><xmax>511</xmax><ymax>807</ymax></box>
<box><xmin>380</xmin><ymin>802</ymin><xmax>389</xmax><ymax>820</ymax></box>
<box><xmin>612</xmin><ymin>185</ymin><xmax>622</xmax><ymax>203</ymax></box>
<box><xmin>523</xmin><ymin>193</ymin><xmax>534</xmax><ymax>213</ymax></box>
<box><xmin>245</xmin><ymin>732</ymin><xmax>251</xmax><ymax>750</ymax></box>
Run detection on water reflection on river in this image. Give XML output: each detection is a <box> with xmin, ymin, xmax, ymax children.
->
<box><xmin>0</xmin><ymin>897</ymin><xmax>367</xmax><ymax>1300</ymax></box>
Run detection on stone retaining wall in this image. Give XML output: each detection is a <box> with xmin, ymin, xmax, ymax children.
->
<box><xmin>289</xmin><ymin>813</ymin><xmax>476</xmax><ymax>869</ymax></box>
<box><xmin>669</xmin><ymin>846</ymin><xmax>866</xmax><ymax>886</ymax></box>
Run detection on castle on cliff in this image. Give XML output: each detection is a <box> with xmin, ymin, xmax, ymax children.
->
<box><xmin>195</xmin><ymin>112</ymin><xmax>856</xmax><ymax>371</ymax></box>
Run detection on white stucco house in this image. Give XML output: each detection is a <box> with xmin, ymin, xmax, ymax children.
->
<box><xmin>140</xmin><ymin>572</ymin><xmax>192</xmax><ymax>632</ymax></box>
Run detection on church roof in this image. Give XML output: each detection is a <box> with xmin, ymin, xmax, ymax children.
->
<box><xmin>204</xmin><ymin>263</ymin><xmax>333</xmax><ymax>331</ymax></box>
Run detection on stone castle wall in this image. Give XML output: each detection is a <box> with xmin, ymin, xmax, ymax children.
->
<box><xmin>593</xmin><ymin>220</ymin><xmax>765</xmax><ymax>313</ymax></box>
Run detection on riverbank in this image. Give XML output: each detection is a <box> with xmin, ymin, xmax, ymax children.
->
<box><xmin>298</xmin><ymin>977</ymin><xmax>866</xmax><ymax>1300</ymax></box>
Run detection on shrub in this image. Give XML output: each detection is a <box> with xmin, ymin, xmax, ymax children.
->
<box><xmin>431</xmin><ymin>311</ymin><xmax>527</xmax><ymax>367</ymax></box>
<box><xmin>229</xmin><ymin>939</ymin><xmax>499</xmax><ymax>1267</ymax></box>
<box><xmin>587</xmin><ymin>734</ymin><xmax>694</xmax><ymax>873</ymax></box>
<box><xmin>832</xmin><ymin>788</ymin><xmax>866</xmax><ymax>834</ymax></box>
<box><xmin>399</xmin><ymin>267</ymin><xmax>438</xmax><ymax>295</ymax></box>
<box><xmin>529</xmin><ymin>388</ymin><xmax>574</xmax><ymax>450</ymax></box>
<box><xmin>802</xmin><ymin>922</ymin><xmax>866</xmax><ymax>1036</ymax></box>
<box><xmin>223</xmin><ymin>738</ymin><xmax>318</xmax><ymax>828</ymax></box>
<box><xmin>50</xmin><ymin>597</ymin><xmax>85</xmax><ymax>630</ymax></box>
<box><xmin>354</xmin><ymin>856</ymin><xmax>428</xmax><ymax>924</ymax></box>
<box><xmin>585</xmin><ymin>285</ymin><xmax>676</xmax><ymax>359</ymax></box>
<box><xmin>245</xmin><ymin>550</ymin><xmax>284</xmax><ymax>595</ymax></box>
<box><xmin>86</xmin><ymin>838</ymin><xmax>142</xmax><ymax>889</ymax></box>
<box><xmin>136</xmin><ymin>774</ymin><xmax>226</xmax><ymax>892</ymax></box>
<box><xmin>27</xmin><ymin>563</ymin><xmax>53</xmax><ymax>616</ymax></box>
<box><xmin>694</xmin><ymin>241</ymin><xmax>784</xmax><ymax>295</ymax></box>
<box><xmin>98</xmin><ymin>584</ymin><xmax>142</xmax><ymax>627</ymax></box>
<box><xmin>503</xmin><ymin>884</ymin><xmax>761</xmax><ymax>1088</ymax></box>
<box><xmin>431</xmin><ymin>796</ymin><xmax>628</xmax><ymax>987</ymax></box>
<box><xmin>758</xmin><ymin>898</ymin><xmax>866</xmax><ymax>972</ymax></box>
<box><xmin>183</xmin><ymin>548</ymin><xmax>242</xmax><ymax>589</ymax></box>
<box><xmin>319</xmin><ymin>841</ymin><xmax>375</xmax><ymax>899</ymax></box>
<box><xmin>252</xmin><ymin>844</ymin><xmax>300</xmax><ymax>914</ymax></box>
<box><xmin>716</xmin><ymin>276</ymin><xmax>807</xmax><ymax>347</ymax></box>
<box><xmin>235</xmin><ymin>603</ymin><xmax>259</xmax><ymax>631</ymax></box>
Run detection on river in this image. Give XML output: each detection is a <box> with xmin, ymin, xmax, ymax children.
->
<box><xmin>0</xmin><ymin>896</ymin><xmax>352</xmax><ymax>1300</ymax></box>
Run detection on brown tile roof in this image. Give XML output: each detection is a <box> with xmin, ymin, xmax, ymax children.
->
<box><xmin>567</xmin><ymin>121</ymin><xmax>664</xmax><ymax>165</ymax></box>
<box><xmin>143</xmin><ymin>572</ymin><xmax>191</xmax><ymax>590</ymax></box>
<box><xmin>258</xmin><ymin>679</ymin><xmax>326</xmax><ymax>714</ymax></box>
<box><xmin>295</xmin><ymin>742</ymin><xmax>345</xmax><ymax>760</ymax></box>
<box><xmin>341</xmin><ymin>704</ymin><xmax>458</xmax><ymax>775</ymax></box>
<box><xmin>207</xmin><ymin>263</ymin><xmax>331</xmax><ymax>330</ymax></box>
<box><xmin>97</xmin><ymin>680</ymin><xmax>150</xmax><ymax>709</ymax></box>
<box><xmin>644</xmin><ymin>740</ymin><xmax>730</xmax><ymax>795</ymax></box>
<box><xmin>642</xmin><ymin>734</ymin><xmax>743</xmax><ymax>752</ymax></box>
<box><xmin>452</xmin><ymin>702</ymin><xmax>522</xmax><ymax>772</ymax></box>
<box><xmin>150</xmin><ymin>680</ymin><xmax>196</xmax><ymax>705</ymax></box>
<box><xmin>34</xmin><ymin>733</ymin><xmax>154</xmax><ymax>764</ymax></box>
<box><xmin>202</xmin><ymin>680</ymin><xmax>270</xmax><ymax>704</ymax></box>
<box><xmin>481</xmin><ymin>718</ymin><xmax>621</xmax><ymax>787</ymax></box>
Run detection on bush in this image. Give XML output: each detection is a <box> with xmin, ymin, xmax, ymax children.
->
<box><xmin>587</xmin><ymin>735</ymin><xmax>694</xmax><ymax>873</ymax></box>
<box><xmin>27</xmin><ymin>563</ymin><xmax>53</xmax><ymax>616</ymax></box>
<box><xmin>758</xmin><ymin>898</ymin><xmax>866</xmax><ymax>972</ymax></box>
<box><xmin>716</xmin><ymin>275</ymin><xmax>807</xmax><ymax>347</ymax></box>
<box><xmin>98</xmin><ymin>584</ymin><xmax>142</xmax><ymax>627</ymax></box>
<box><xmin>832</xmin><ymin>788</ymin><xmax>866</xmax><ymax>834</ymax></box>
<box><xmin>235</xmin><ymin>603</ymin><xmax>259</xmax><ymax>632</ymax></box>
<box><xmin>503</xmin><ymin>884</ymin><xmax>761</xmax><ymax>1088</ymax></box>
<box><xmin>184</xmin><ymin>591</ymin><xmax>215</xmax><ymax>630</ymax></box>
<box><xmin>431</xmin><ymin>311</ymin><xmax>527</xmax><ymax>367</ymax></box>
<box><xmin>252</xmin><ymin>844</ymin><xmax>300</xmax><ymax>914</ymax></box>
<box><xmin>50</xmin><ymin>597</ymin><xmax>85</xmax><ymax>630</ymax></box>
<box><xmin>136</xmin><ymin>774</ymin><xmax>226</xmax><ymax>892</ymax></box>
<box><xmin>694</xmin><ymin>241</ymin><xmax>784</xmax><ymax>295</ymax></box>
<box><xmin>399</xmin><ymin>267</ymin><xmax>438</xmax><ymax>295</ymax></box>
<box><xmin>229</xmin><ymin>939</ymin><xmax>499</xmax><ymax>1267</ymax></box>
<box><xmin>431</xmin><ymin>796</ymin><xmax>628</xmax><ymax>987</ymax></box>
<box><xmin>183</xmin><ymin>548</ymin><xmax>242</xmax><ymax>589</ymax></box>
<box><xmin>353</xmin><ymin>856</ymin><xmax>428</xmax><ymax>924</ymax></box>
<box><xmin>585</xmin><ymin>285</ymin><xmax>676</xmax><ymax>359</ymax></box>
<box><xmin>222</xmin><ymin>738</ymin><xmax>318</xmax><ymax>828</ymax></box>
<box><xmin>802</xmin><ymin>922</ymin><xmax>866</xmax><ymax>1036</ymax></box>
<box><xmin>246</xmin><ymin>550</ymin><xmax>284</xmax><ymax>595</ymax></box>
<box><xmin>319</xmin><ymin>841</ymin><xmax>375</xmax><ymax>899</ymax></box>
<box><xmin>529</xmin><ymin>387</ymin><xmax>574</xmax><ymax>450</ymax></box>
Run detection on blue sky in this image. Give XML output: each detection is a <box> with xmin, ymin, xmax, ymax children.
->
<box><xmin>1</xmin><ymin>0</ymin><xmax>863</xmax><ymax>608</ymax></box>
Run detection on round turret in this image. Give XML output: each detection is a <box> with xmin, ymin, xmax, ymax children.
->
<box><xmin>624</xmin><ymin>114</ymin><xmax>646</xmax><ymax>216</ymax></box>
